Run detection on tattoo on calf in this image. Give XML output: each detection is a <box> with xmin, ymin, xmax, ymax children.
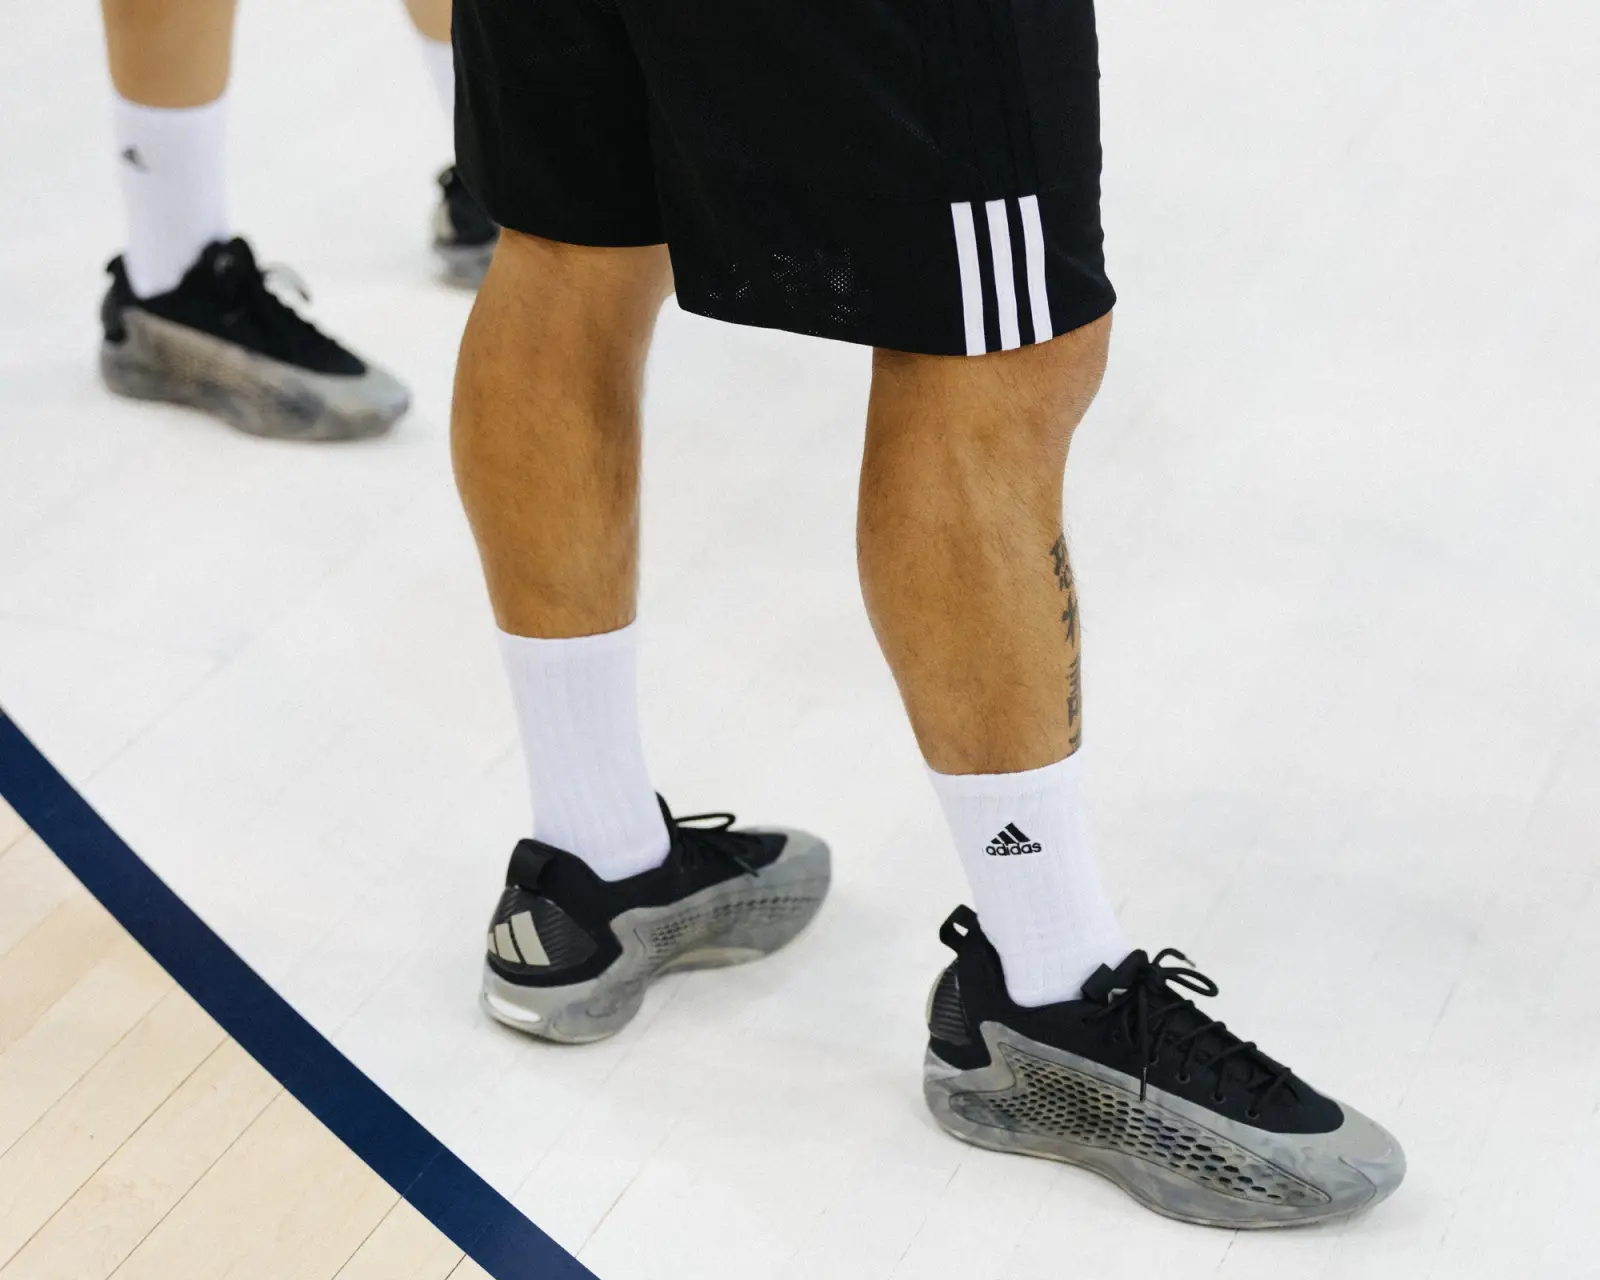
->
<box><xmin>1066</xmin><ymin>654</ymin><xmax>1083</xmax><ymax>751</ymax></box>
<box><xmin>1050</xmin><ymin>534</ymin><xmax>1084</xmax><ymax>749</ymax></box>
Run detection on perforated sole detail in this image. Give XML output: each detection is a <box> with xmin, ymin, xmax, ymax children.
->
<box><xmin>951</xmin><ymin>1042</ymin><xmax>1326</xmax><ymax>1208</ymax></box>
<box><xmin>639</xmin><ymin>895</ymin><xmax>821</xmax><ymax>968</ymax></box>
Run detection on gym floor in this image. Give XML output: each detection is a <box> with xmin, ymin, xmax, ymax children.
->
<box><xmin>2</xmin><ymin>2</ymin><xmax>1598</xmax><ymax>1278</ymax></box>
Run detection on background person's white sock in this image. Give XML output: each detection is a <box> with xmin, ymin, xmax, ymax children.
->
<box><xmin>498</xmin><ymin>623</ymin><xmax>671</xmax><ymax>881</ymax></box>
<box><xmin>113</xmin><ymin>94</ymin><xmax>229</xmax><ymax>298</ymax></box>
<box><xmin>929</xmin><ymin>751</ymin><xmax>1128</xmax><ymax>1006</ymax></box>
<box><xmin>418</xmin><ymin>33</ymin><xmax>455</xmax><ymax>121</ymax></box>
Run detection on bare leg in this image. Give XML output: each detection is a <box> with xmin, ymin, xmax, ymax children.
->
<box><xmin>102</xmin><ymin>0</ymin><xmax>236</xmax><ymax>107</ymax></box>
<box><xmin>454</xmin><ymin>230</ymin><xmax>681</xmax><ymax>878</ymax></box>
<box><xmin>402</xmin><ymin>0</ymin><xmax>452</xmax><ymax>43</ymax></box>
<box><xmin>858</xmin><ymin>316</ymin><xmax>1111</xmax><ymax>775</ymax></box>
<box><xmin>858</xmin><ymin>315</ymin><xmax>1123</xmax><ymax>1005</ymax></box>
<box><xmin>453</xmin><ymin>231</ymin><xmax>672</xmax><ymax>636</ymax></box>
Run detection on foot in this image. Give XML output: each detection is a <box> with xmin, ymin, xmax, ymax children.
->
<box><xmin>923</xmin><ymin>907</ymin><xmax>1404</xmax><ymax>1228</ymax></box>
<box><xmin>100</xmin><ymin>238</ymin><xmax>409</xmax><ymax>441</ymax></box>
<box><xmin>432</xmin><ymin>165</ymin><xmax>498</xmax><ymax>289</ymax></box>
<box><xmin>481</xmin><ymin>799</ymin><xmax>831</xmax><ymax>1043</ymax></box>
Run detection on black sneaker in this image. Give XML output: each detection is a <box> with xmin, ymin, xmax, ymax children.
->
<box><xmin>481</xmin><ymin>799</ymin><xmax>831</xmax><ymax>1043</ymax></box>
<box><xmin>432</xmin><ymin>165</ymin><xmax>498</xmax><ymax>288</ymax></box>
<box><xmin>100</xmin><ymin>238</ymin><xmax>409</xmax><ymax>441</ymax></box>
<box><xmin>923</xmin><ymin>907</ymin><xmax>1405</xmax><ymax>1227</ymax></box>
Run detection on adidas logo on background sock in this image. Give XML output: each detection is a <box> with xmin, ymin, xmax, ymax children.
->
<box><xmin>985</xmin><ymin>823</ymin><xmax>1043</xmax><ymax>857</ymax></box>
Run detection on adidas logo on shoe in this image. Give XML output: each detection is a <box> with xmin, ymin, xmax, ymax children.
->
<box><xmin>985</xmin><ymin>823</ymin><xmax>1042</xmax><ymax>856</ymax></box>
<box><xmin>486</xmin><ymin>910</ymin><xmax>551</xmax><ymax>967</ymax></box>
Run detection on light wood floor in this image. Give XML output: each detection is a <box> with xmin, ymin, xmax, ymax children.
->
<box><xmin>0</xmin><ymin>797</ymin><xmax>489</xmax><ymax>1280</ymax></box>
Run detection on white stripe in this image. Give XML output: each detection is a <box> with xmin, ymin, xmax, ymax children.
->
<box><xmin>1019</xmin><ymin>195</ymin><xmax>1053</xmax><ymax>343</ymax></box>
<box><xmin>493</xmin><ymin>921</ymin><xmax>519</xmax><ymax>963</ymax></box>
<box><xmin>950</xmin><ymin>202</ymin><xmax>986</xmax><ymax>356</ymax></box>
<box><xmin>985</xmin><ymin>200</ymin><xmax>1021</xmax><ymax>351</ymax></box>
<box><xmin>510</xmin><ymin>911</ymin><xmax>550</xmax><ymax>967</ymax></box>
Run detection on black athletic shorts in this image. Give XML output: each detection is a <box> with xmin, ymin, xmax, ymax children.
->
<box><xmin>453</xmin><ymin>0</ymin><xmax>1115</xmax><ymax>356</ymax></box>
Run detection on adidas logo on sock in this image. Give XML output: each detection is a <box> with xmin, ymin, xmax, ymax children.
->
<box><xmin>985</xmin><ymin>823</ymin><xmax>1042</xmax><ymax>857</ymax></box>
<box><xmin>120</xmin><ymin>145</ymin><xmax>148</xmax><ymax>172</ymax></box>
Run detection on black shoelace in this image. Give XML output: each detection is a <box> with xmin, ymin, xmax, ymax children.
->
<box><xmin>203</xmin><ymin>239</ymin><xmax>346</xmax><ymax>366</ymax></box>
<box><xmin>660</xmin><ymin>798</ymin><xmax>761</xmax><ymax>878</ymax></box>
<box><xmin>1085</xmin><ymin>949</ymin><xmax>1296</xmax><ymax>1117</ymax></box>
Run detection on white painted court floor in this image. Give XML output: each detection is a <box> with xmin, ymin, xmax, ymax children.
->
<box><xmin>2</xmin><ymin>2</ymin><xmax>1599</xmax><ymax>1277</ymax></box>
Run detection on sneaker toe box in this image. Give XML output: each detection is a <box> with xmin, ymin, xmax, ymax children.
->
<box><xmin>1322</xmin><ymin>1103</ymin><xmax>1407</xmax><ymax>1212</ymax></box>
<box><xmin>747</xmin><ymin>826</ymin><xmax>832</xmax><ymax>884</ymax></box>
<box><xmin>312</xmin><ymin>362</ymin><xmax>411</xmax><ymax>438</ymax></box>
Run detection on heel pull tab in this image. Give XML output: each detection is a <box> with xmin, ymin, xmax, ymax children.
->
<box><xmin>507</xmin><ymin>839</ymin><xmax>556</xmax><ymax>890</ymax></box>
<box><xmin>939</xmin><ymin>905</ymin><xmax>980</xmax><ymax>953</ymax></box>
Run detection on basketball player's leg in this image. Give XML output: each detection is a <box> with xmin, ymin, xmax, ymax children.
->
<box><xmin>451</xmin><ymin>0</ymin><xmax>830</xmax><ymax>1038</ymax></box>
<box><xmin>98</xmin><ymin>0</ymin><xmax>408</xmax><ymax>439</ymax></box>
<box><xmin>860</xmin><ymin>321</ymin><xmax>1110</xmax><ymax>776</ymax></box>
<box><xmin>453</xmin><ymin>232</ymin><xmax>670</xmax><ymax>642</ymax></box>
<box><xmin>454</xmin><ymin>233</ymin><xmax>672</xmax><ymax>890</ymax></box>
<box><xmin>858</xmin><ymin>318</ymin><xmax>1127</xmax><ymax>1008</ymax></box>
<box><xmin>449</xmin><ymin>0</ymin><xmax>1400</xmax><ymax>1224</ymax></box>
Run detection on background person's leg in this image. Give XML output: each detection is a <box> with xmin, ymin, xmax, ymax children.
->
<box><xmin>858</xmin><ymin>315</ymin><xmax>1127</xmax><ymax>1004</ymax></box>
<box><xmin>402</xmin><ymin>0</ymin><xmax>454</xmax><ymax>111</ymax></box>
<box><xmin>454</xmin><ymin>230</ymin><xmax>674</xmax><ymax>876</ymax></box>
<box><xmin>405</xmin><ymin>0</ymin><xmax>499</xmax><ymax>285</ymax></box>
<box><xmin>102</xmin><ymin>0</ymin><xmax>234</xmax><ymax>107</ymax></box>
<box><xmin>102</xmin><ymin>0</ymin><xmax>234</xmax><ymax>298</ymax></box>
<box><xmin>98</xmin><ymin>0</ymin><xmax>409</xmax><ymax>437</ymax></box>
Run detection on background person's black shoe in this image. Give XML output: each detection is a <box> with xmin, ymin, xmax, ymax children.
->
<box><xmin>432</xmin><ymin>165</ymin><xmax>498</xmax><ymax>289</ymax></box>
<box><xmin>100</xmin><ymin>238</ymin><xmax>409</xmax><ymax>440</ymax></box>
<box><xmin>482</xmin><ymin>799</ymin><xmax>830</xmax><ymax>1043</ymax></box>
<box><xmin>923</xmin><ymin>907</ymin><xmax>1405</xmax><ymax>1228</ymax></box>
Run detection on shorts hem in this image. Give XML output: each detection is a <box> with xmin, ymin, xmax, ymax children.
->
<box><xmin>674</xmin><ymin>282</ymin><xmax>1116</xmax><ymax>358</ymax></box>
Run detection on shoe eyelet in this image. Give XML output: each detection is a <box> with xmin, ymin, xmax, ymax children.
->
<box><xmin>1211</xmin><ymin>1091</ymin><xmax>1227</xmax><ymax>1105</ymax></box>
<box><xmin>1245</xmin><ymin>1108</ymin><xmax>1261</xmax><ymax>1121</ymax></box>
<box><xmin>1176</xmin><ymin>1072</ymin><xmax>1191</xmax><ymax>1084</ymax></box>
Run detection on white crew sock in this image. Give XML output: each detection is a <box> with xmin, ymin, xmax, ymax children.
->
<box><xmin>418</xmin><ymin>33</ymin><xmax>456</xmax><ymax>121</ymax></box>
<box><xmin>113</xmin><ymin>94</ymin><xmax>229</xmax><ymax>298</ymax></box>
<box><xmin>497</xmin><ymin>623</ymin><xmax>670</xmax><ymax>881</ymax></box>
<box><xmin>929</xmin><ymin>751</ymin><xmax>1128</xmax><ymax>1006</ymax></box>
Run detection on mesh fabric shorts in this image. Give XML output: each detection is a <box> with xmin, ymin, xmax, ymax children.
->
<box><xmin>454</xmin><ymin>0</ymin><xmax>1115</xmax><ymax>356</ymax></box>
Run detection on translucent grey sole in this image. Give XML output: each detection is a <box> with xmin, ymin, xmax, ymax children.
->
<box><xmin>481</xmin><ymin>828</ymin><xmax>830</xmax><ymax>1044</ymax></box>
<box><xmin>101</xmin><ymin>309</ymin><xmax>409</xmax><ymax>441</ymax></box>
<box><xmin>925</xmin><ymin>1022</ymin><xmax>1404</xmax><ymax>1229</ymax></box>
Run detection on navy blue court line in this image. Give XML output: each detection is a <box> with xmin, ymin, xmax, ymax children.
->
<box><xmin>0</xmin><ymin>711</ymin><xmax>595</xmax><ymax>1280</ymax></box>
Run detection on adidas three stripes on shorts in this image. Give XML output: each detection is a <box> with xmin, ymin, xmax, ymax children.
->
<box><xmin>453</xmin><ymin>0</ymin><xmax>1115</xmax><ymax>356</ymax></box>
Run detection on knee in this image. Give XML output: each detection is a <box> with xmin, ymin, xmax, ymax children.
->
<box><xmin>870</xmin><ymin>311</ymin><xmax>1111</xmax><ymax>463</ymax></box>
<box><xmin>455</xmin><ymin>231</ymin><xmax>671</xmax><ymax>432</ymax></box>
<box><xmin>484</xmin><ymin>229</ymin><xmax>674</xmax><ymax>333</ymax></box>
<box><xmin>862</xmin><ymin>311</ymin><xmax>1112</xmax><ymax>517</ymax></box>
